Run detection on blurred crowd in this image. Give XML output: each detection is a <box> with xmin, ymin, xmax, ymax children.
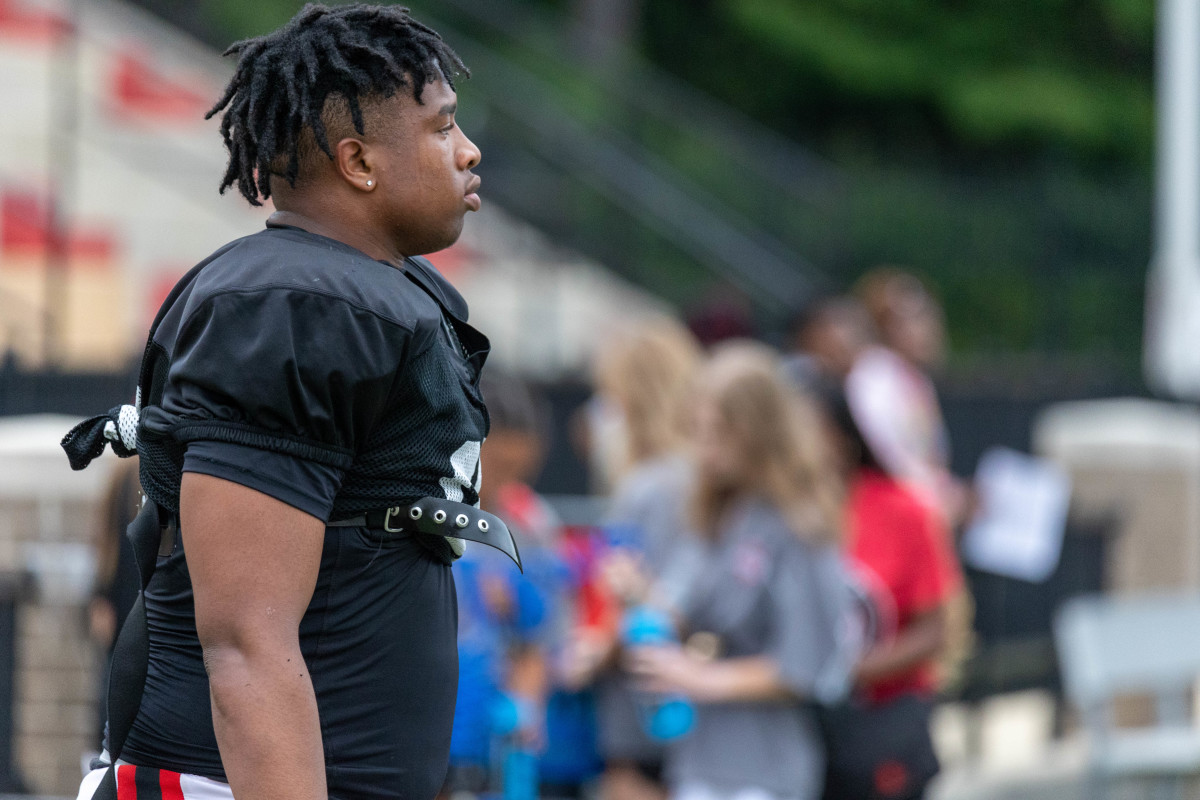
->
<box><xmin>428</xmin><ymin>266</ymin><xmax>969</xmax><ymax>800</ymax></box>
<box><xmin>87</xmin><ymin>268</ymin><xmax>970</xmax><ymax>800</ymax></box>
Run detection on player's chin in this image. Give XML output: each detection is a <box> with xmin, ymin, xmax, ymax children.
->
<box><xmin>444</xmin><ymin>216</ymin><xmax>467</xmax><ymax>246</ymax></box>
<box><xmin>413</xmin><ymin>219</ymin><xmax>466</xmax><ymax>257</ymax></box>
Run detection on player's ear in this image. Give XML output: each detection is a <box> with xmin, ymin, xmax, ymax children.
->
<box><xmin>333</xmin><ymin>137</ymin><xmax>376</xmax><ymax>194</ymax></box>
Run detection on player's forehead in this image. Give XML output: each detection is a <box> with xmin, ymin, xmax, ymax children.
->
<box><xmin>393</xmin><ymin>77</ymin><xmax>457</xmax><ymax>127</ymax></box>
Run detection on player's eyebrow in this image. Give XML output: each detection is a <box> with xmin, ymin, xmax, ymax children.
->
<box><xmin>438</xmin><ymin>102</ymin><xmax>457</xmax><ymax>117</ymax></box>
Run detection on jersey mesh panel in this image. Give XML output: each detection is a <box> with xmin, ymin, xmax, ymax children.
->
<box><xmin>331</xmin><ymin>330</ymin><xmax>487</xmax><ymax>520</ymax></box>
<box><xmin>139</xmin><ymin>342</ymin><xmax>185</xmax><ymax>514</ymax></box>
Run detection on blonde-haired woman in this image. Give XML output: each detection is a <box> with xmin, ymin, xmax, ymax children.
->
<box><xmin>630</xmin><ymin>342</ymin><xmax>851</xmax><ymax>800</ymax></box>
<box><xmin>579</xmin><ymin>318</ymin><xmax>703</xmax><ymax>800</ymax></box>
<box><xmin>590</xmin><ymin>317</ymin><xmax>702</xmax><ymax>494</ymax></box>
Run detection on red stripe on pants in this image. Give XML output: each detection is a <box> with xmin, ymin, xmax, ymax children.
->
<box><xmin>160</xmin><ymin>770</ymin><xmax>184</xmax><ymax>800</ymax></box>
<box><xmin>116</xmin><ymin>765</ymin><xmax>138</xmax><ymax>800</ymax></box>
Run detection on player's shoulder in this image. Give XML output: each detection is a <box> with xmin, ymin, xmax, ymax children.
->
<box><xmin>186</xmin><ymin>225</ymin><xmax>448</xmax><ymax>331</ymax></box>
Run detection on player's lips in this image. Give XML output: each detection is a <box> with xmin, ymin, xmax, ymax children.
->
<box><xmin>465</xmin><ymin>176</ymin><xmax>482</xmax><ymax>211</ymax></box>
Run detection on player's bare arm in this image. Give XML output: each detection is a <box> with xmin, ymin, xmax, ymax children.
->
<box><xmin>184</xmin><ymin>474</ymin><xmax>325</xmax><ymax>800</ymax></box>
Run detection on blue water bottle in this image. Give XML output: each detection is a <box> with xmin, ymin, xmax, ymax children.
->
<box><xmin>489</xmin><ymin>694</ymin><xmax>539</xmax><ymax>800</ymax></box>
<box><xmin>621</xmin><ymin>606</ymin><xmax>695</xmax><ymax>741</ymax></box>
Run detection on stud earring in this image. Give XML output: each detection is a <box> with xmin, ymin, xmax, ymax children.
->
<box><xmin>366</xmin><ymin>180</ymin><xmax>374</xmax><ymax>187</ymax></box>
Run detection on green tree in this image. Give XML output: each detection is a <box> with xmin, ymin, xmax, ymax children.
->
<box><xmin>644</xmin><ymin>0</ymin><xmax>1154</xmax><ymax>164</ymax></box>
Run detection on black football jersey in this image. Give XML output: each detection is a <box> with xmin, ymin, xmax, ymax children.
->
<box><xmin>120</xmin><ymin>223</ymin><xmax>490</xmax><ymax>797</ymax></box>
<box><xmin>136</xmin><ymin>223</ymin><xmax>490</xmax><ymax>519</ymax></box>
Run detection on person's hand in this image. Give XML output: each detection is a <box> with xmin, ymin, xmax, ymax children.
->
<box><xmin>598</xmin><ymin>548</ymin><xmax>650</xmax><ymax>606</ymax></box>
<box><xmin>88</xmin><ymin>597</ymin><xmax>117</xmax><ymax>648</ymax></box>
<box><xmin>938</xmin><ymin>473</ymin><xmax>973</xmax><ymax>529</ymax></box>
<box><xmin>480</xmin><ymin>573</ymin><xmax>515</xmax><ymax>621</ymax></box>
<box><xmin>515</xmin><ymin>711</ymin><xmax>547</xmax><ymax>753</ymax></box>
<box><xmin>558</xmin><ymin>630</ymin><xmax>615</xmax><ymax>689</ymax></box>
<box><xmin>627</xmin><ymin>644</ymin><xmax>719</xmax><ymax>701</ymax></box>
<box><xmin>954</xmin><ymin>481</ymin><xmax>980</xmax><ymax>529</ymax></box>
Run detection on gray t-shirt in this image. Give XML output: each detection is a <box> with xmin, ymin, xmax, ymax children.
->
<box><xmin>596</xmin><ymin>454</ymin><xmax>693</xmax><ymax>762</ymax></box>
<box><xmin>666</xmin><ymin>499</ymin><xmax>849</xmax><ymax>799</ymax></box>
<box><xmin>607</xmin><ymin>454</ymin><xmax>692</xmax><ymax>571</ymax></box>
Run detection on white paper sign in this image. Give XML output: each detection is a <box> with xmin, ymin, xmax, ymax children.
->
<box><xmin>961</xmin><ymin>447</ymin><xmax>1072</xmax><ymax>583</ymax></box>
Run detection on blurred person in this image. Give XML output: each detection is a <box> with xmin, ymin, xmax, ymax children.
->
<box><xmin>591</xmin><ymin>318</ymin><xmax>702</xmax><ymax>566</ymax></box>
<box><xmin>684</xmin><ymin>289</ymin><xmax>756</xmax><ymax>349</ymax></box>
<box><xmin>817</xmin><ymin>393</ymin><xmax>963</xmax><ymax>800</ymax></box>
<box><xmin>541</xmin><ymin>528</ymin><xmax>609</xmax><ymax>798</ymax></box>
<box><xmin>857</xmin><ymin>269</ymin><xmax>945</xmax><ymax>373</ymax></box>
<box><xmin>630</xmin><ymin>342</ymin><xmax>850</xmax><ymax>800</ymax></box>
<box><xmin>484</xmin><ymin>375</ymin><xmax>604</xmax><ymax>798</ymax></box>
<box><xmin>62</xmin><ymin>6</ymin><xmax>519</xmax><ymax>800</ymax></box>
<box><xmin>87</xmin><ymin>457</ymin><xmax>141</xmax><ymax>739</ymax></box>
<box><xmin>578</xmin><ymin>318</ymin><xmax>703</xmax><ymax>800</ymax></box>
<box><xmin>783</xmin><ymin>295</ymin><xmax>875</xmax><ymax>393</ymax></box>
<box><xmin>847</xmin><ymin>268</ymin><xmax>964</xmax><ymax>524</ymax></box>
<box><xmin>443</xmin><ymin>371</ymin><xmax>581</xmax><ymax>799</ymax></box>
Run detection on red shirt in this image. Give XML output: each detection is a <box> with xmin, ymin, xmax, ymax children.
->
<box><xmin>847</xmin><ymin>469</ymin><xmax>961</xmax><ymax>703</ymax></box>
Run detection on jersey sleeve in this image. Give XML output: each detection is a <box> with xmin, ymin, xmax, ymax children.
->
<box><xmin>155</xmin><ymin>288</ymin><xmax>410</xmax><ymax>512</ymax></box>
<box><xmin>182</xmin><ymin>440</ymin><xmax>344</xmax><ymax>520</ymax></box>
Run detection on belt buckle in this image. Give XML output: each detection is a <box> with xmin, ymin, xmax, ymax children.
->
<box><xmin>383</xmin><ymin>506</ymin><xmax>406</xmax><ymax>533</ymax></box>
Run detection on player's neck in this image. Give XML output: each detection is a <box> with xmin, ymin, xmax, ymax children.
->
<box><xmin>267</xmin><ymin>209</ymin><xmax>406</xmax><ymax>267</ymax></box>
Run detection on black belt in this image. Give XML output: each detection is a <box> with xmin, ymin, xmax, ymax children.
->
<box><xmin>328</xmin><ymin>497</ymin><xmax>521</xmax><ymax>571</ymax></box>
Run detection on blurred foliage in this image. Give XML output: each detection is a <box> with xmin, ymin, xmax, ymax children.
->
<box><xmin>644</xmin><ymin>0</ymin><xmax>1154</xmax><ymax>164</ymax></box>
<box><xmin>597</xmin><ymin>0</ymin><xmax>1152</xmax><ymax>371</ymax></box>
<box><xmin>201</xmin><ymin>0</ymin><xmax>295</xmax><ymax>36</ymax></box>
<box><xmin>154</xmin><ymin>0</ymin><xmax>1153</xmax><ymax>373</ymax></box>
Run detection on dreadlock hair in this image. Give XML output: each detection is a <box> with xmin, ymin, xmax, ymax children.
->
<box><xmin>206</xmin><ymin>3</ymin><xmax>469</xmax><ymax>206</ymax></box>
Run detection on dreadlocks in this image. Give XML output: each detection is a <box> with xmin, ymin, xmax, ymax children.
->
<box><xmin>206</xmin><ymin>3</ymin><xmax>469</xmax><ymax>206</ymax></box>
